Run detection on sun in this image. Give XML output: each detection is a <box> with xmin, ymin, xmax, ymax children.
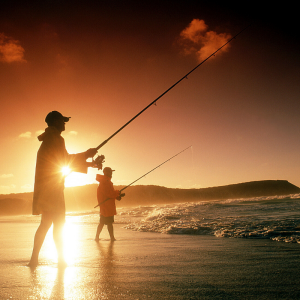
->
<box><xmin>62</xmin><ymin>166</ymin><xmax>71</xmax><ymax>176</ymax></box>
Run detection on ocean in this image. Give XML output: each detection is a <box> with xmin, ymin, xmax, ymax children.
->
<box><xmin>2</xmin><ymin>193</ymin><xmax>300</xmax><ymax>243</ymax></box>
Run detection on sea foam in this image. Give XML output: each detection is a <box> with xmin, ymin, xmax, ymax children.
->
<box><xmin>121</xmin><ymin>194</ymin><xmax>300</xmax><ymax>243</ymax></box>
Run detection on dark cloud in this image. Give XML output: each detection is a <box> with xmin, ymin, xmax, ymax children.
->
<box><xmin>0</xmin><ymin>33</ymin><xmax>26</xmax><ymax>63</ymax></box>
<box><xmin>178</xmin><ymin>19</ymin><xmax>232</xmax><ymax>62</ymax></box>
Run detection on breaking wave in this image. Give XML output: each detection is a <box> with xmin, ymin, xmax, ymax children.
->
<box><xmin>120</xmin><ymin>194</ymin><xmax>300</xmax><ymax>243</ymax></box>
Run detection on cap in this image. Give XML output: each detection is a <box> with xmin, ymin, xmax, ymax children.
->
<box><xmin>45</xmin><ymin>111</ymin><xmax>70</xmax><ymax>125</ymax></box>
<box><xmin>103</xmin><ymin>167</ymin><xmax>115</xmax><ymax>175</ymax></box>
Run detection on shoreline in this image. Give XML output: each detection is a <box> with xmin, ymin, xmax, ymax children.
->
<box><xmin>1</xmin><ymin>222</ymin><xmax>300</xmax><ymax>299</ymax></box>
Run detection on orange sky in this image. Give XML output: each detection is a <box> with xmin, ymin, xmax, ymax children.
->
<box><xmin>0</xmin><ymin>1</ymin><xmax>299</xmax><ymax>194</ymax></box>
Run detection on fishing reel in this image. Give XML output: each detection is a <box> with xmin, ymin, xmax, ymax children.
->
<box><xmin>92</xmin><ymin>154</ymin><xmax>105</xmax><ymax>170</ymax></box>
<box><xmin>116</xmin><ymin>193</ymin><xmax>125</xmax><ymax>201</ymax></box>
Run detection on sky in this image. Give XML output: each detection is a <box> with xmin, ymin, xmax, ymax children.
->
<box><xmin>0</xmin><ymin>1</ymin><xmax>299</xmax><ymax>195</ymax></box>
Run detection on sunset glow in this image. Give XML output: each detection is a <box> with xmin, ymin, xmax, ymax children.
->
<box><xmin>0</xmin><ymin>3</ymin><xmax>299</xmax><ymax>300</ymax></box>
<box><xmin>64</xmin><ymin>172</ymin><xmax>91</xmax><ymax>188</ymax></box>
<box><xmin>0</xmin><ymin>2</ymin><xmax>299</xmax><ymax>195</ymax></box>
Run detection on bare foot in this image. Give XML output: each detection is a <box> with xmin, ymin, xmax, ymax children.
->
<box><xmin>27</xmin><ymin>259</ymin><xmax>38</xmax><ymax>268</ymax></box>
<box><xmin>57</xmin><ymin>259</ymin><xmax>68</xmax><ymax>268</ymax></box>
<box><xmin>95</xmin><ymin>237</ymin><xmax>100</xmax><ymax>242</ymax></box>
<box><xmin>110</xmin><ymin>238</ymin><xmax>116</xmax><ymax>242</ymax></box>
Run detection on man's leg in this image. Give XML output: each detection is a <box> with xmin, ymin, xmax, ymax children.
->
<box><xmin>52</xmin><ymin>213</ymin><xmax>66</xmax><ymax>265</ymax></box>
<box><xmin>95</xmin><ymin>223</ymin><xmax>104</xmax><ymax>241</ymax></box>
<box><xmin>28</xmin><ymin>212</ymin><xmax>53</xmax><ymax>267</ymax></box>
<box><xmin>107</xmin><ymin>223</ymin><xmax>116</xmax><ymax>241</ymax></box>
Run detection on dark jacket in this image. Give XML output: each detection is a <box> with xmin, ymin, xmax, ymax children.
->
<box><xmin>32</xmin><ymin>126</ymin><xmax>88</xmax><ymax>215</ymax></box>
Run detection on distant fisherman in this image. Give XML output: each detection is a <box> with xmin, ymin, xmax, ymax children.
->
<box><xmin>28</xmin><ymin>111</ymin><xmax>98</xmax><ymax>268</ymax></box>
<box><xmin>95</xmin><ymin>167</ymin><xmax>122</xmax><ymax>242</ymax></box>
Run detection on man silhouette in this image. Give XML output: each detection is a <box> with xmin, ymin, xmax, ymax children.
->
<box><xmin>28</xmin><ymin>111</ymin><xmax>97</xmax><ymax>267</ymax></box>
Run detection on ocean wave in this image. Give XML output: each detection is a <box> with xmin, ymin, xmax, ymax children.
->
<box><xmin>122</xmin><ymin>195</ymin><xmax>300</xmax><ymax>244</ymax></box>
<box><xmin>1</xmin><ymin>193</ymin><xmax>300</xmax><ymax>244</ymax></box>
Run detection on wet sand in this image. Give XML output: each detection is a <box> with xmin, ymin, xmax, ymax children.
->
<box><xmin>1</xmin><ymin>221</ymin><xmax>300</xmax><ymax>299</ymax></box>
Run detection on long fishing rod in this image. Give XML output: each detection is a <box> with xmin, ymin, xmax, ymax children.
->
<box><xmin>94</xmin><ymin>145</ymin><xmax>192</xmax><ymax>208</ymax></box>
<box><xmin>95</xmin><ymin>25</ymin><xmax>250</xmax><ymax>151</ymax></box>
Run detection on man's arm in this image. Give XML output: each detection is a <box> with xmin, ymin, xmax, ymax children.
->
<box><xmin>67</xmin><ymin>148</ymin><xmax>98</xmax><ymax>174</ymax></box>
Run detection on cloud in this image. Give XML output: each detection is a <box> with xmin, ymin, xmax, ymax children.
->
<box><xmin>0</xmin><ymin>174</ymin><xmax>13</xmax><ymax>179</ymax></box>
<box><xmin>19</xmin><ymin>131</ymin><xmax>32</xmax><ymax>138</ymax></box>
<box><xmin>21</xmin><ymin>184</ymin><xmax>33</xmax><ymax>190</ymax></box>
<box><xmin>180</xmin><ymin>19</ymin><xmax>208</xmax><ymax>43</ymax></box>
<box><xmin>190</xmin><ymin>184</ymin><xmax>204</xmax><ymax>189</ymax></box>
<box><xmin>178</xmin><ymin>19</ymin><xmax>232</xmax><ymax>62</ymax></box>
<box><xmin>0</xmin><ymin>33</ymin><xmax>27</xmax><ymax>63</ymax></box>
<box><xmin>69</xmin><ymin>131</ymin><xmax>78</xmax><ymax>135</ymax></box>
<box><xmin>0</xmin><ymin>184</ymin><xmax>16</xmax><ymax>190</ymax></box>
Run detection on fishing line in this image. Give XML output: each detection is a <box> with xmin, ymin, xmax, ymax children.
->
<box><xmin>94</xmin><ymin>145</ymin><xmax>192</xmax><ymax>208</ymax></box>
<box><xmin>95</xmin><ymin>25</ymin><xmax>251</xmax><ymax>151</ymax></box>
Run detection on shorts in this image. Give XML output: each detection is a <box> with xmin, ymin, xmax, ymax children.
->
<box><xmin>100</xmin><ymin>215</ymin><xmax>114</xmax><ymax>225</ymax></box>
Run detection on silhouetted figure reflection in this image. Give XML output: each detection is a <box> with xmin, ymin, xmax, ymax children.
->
<box><xmin>95</xmin><ymin>241</ymin><xmax>117</xmax><ymax>298</ymax></box>
<box><xmin>28</xmin><ymin>111</ymin><xmax>98</xmax><ymax>268</ymax></box>
<box><xmin>29</xmin><ymin>264</ymin><xmax>66</xmax><ymax>299</ymax></box>
<box><xmin>96</xmin><ymin>242</ymin><xmax>115</xmax><ymax>273</ymax></box>
<box><xmin>49</xmin><ymin>267</ymin><xmax>65</xmax><ymax>299</ymax></box>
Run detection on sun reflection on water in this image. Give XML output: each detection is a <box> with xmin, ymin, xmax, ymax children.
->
<box><xmin>63</xmin><ymin>217</ymin><xmax>81</xmax><ymax>265</ymax></box>
<box><xmin>29</xmin><ymin>219</ymin><xmax>124</xmax><ymax>299</ymax></box>
<box><xmin>30</xmin><ymin>267</ymin><xmax>57</xmax><ymax>299</ymax></box>
<box><xmin>31</xmin><ymin>217</ymin><xmax>86</xmax><ymax>299</ymax></box>
<box><xmin>40</xmin><ymin>216</ymin><xmax>82</xmax><ymax>265</ymax></box>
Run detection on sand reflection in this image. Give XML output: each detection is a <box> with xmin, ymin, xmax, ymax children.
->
<box><xmin>96</xmin><ymin>241</ymin><xmax>115</xmax><ymax>276</ymax></box>
<box><xmin>39</xmin><ymin>217</ymin><xmax>81</xmax><ymax>264</ymax></box>
<box><xmin>30</xmin><ymin>267</ymin><xmax>58</xmax><ymax>299</ymax></box>
<box><xmin>29</xmin><ymin>219</ymin><xmax>122</xmax><ymax>299</ymax></box>
<box><xmin>30</xmin><ymin>266</ymin><xmax>74</xmax><ymax>299</ymax></box>
<box><xmin>94</xmin><ymin>241</ymin><xmax>117</xmax><ymax>298</ymax></box>
<box><xmin>49</xmin><ymin>267</ymin><xmax>65</xmax><ymax>299</ymax></box>
<box><xmin>63</xmin><ymin>218</ymin><xmax>81</xmax><ymax>264</ymax></box>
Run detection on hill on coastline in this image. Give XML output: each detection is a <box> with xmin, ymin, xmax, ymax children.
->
<box><xmin>0</xmin><ymin>180</ymin><xmax>299</xmax><ymax>215</ymax></box>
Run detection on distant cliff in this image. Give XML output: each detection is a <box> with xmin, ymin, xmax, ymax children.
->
<box><xmin>0</xmin><ymin>198</ymin><xmax>32</xmax><ymax>215</ymax></box>
<box><xmin>113</xmin><ymin>180</ymin><xmax>300</xmax><ymax>206</ymax></box>
<box><xmin>0</xmin><ymin>180</ymin><xmax>299</xmax><ymax>215</ymax></box>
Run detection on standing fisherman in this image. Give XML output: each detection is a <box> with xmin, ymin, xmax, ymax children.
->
<box><xmin>28</xmin><ymin>111</ymin><xmax>98</xmax><ymax>268</ymax></box>
<box><xmin>95</xmin><ymin>167</ymin><xmax>121</xmax><ymax>242</ymax></box>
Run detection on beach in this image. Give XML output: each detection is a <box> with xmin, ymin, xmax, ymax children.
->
<box><xmin>1</xmin><ymin>215</ymin><xmax>300</xmax><ymax>300</ymax></box>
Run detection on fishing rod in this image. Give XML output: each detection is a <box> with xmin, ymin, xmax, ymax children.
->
<box><xmin>94</xmin><ymin>145</ymin><xmax>192</xmax><ymax>208</ymax></box>
<box><xmin>95</xmin><ymin>25</ymin><xmax>250</xmax><ymax>152</ymax></box>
